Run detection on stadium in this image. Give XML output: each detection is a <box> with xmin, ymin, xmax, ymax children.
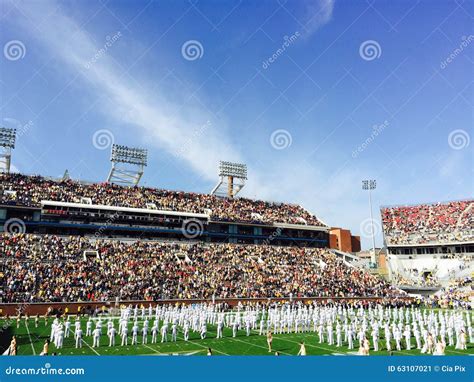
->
<box><xmin>0</xmin><ymin>133</ymin><xmax>472</xmax><ymax>357</ymax></box>
<box><xmin>0</xmin><ymin>1</ymin><xmax>473</xmax><ymax>370</ymax></box>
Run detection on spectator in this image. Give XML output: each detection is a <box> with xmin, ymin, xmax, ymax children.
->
<box><xmin>0</xmin><ymin>233</ymin><xmax>403</xmax><ymax>303</ymax></box>
<box><xmin>0</xmin><ymin>173</ymin><xmax>326</xmax><ymax>226</ymax></box>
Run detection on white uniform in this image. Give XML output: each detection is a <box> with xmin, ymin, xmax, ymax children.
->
<box><xmin>232</xmin><ymin>321</ymin><xmax>239</xmax><ymax>338</ymax></box>
<box><xmin>86</xmin><ymin>320</ymin><xmax>92</xmax><ymax>336</ymax></box>
<box><xmin>56</xmin><ymin>328</ymin><xmax>64</xmax><ymax>349</ymax></box>
<box><xmin>92</xmin><ymin>328</ymin><xmax>100</xmax><ymax>347</ymax></box>
<box><xmin>200</xmin><ymin>323</ymin><xmax>207</xmax><ymax>339</ymax></box>
<box><xmin>132</xmin><ymin>324</ymin><xmax>139</xmax><ymax>345</ymax></box>
<box><xmin>183</xmin><ymin>323</ymin><xmax>190</xmax><ymax>341</ymax></box>
<box><xmin>336</xmin><ymin>324</ymin><xmax>342</xmax><ymax>347</ymax></box>
<box><xmin>75</xmin><ymin>328</ymin><xmax>83</xmax><ymax>348</ymax></box>
<box><xmin>121</xmin><ymin>327</ymin><xmax>128</xmax><ymax>346</ymax></box>
<box><xmin>161</xmin><ymin>325</ymin><xmax>168</xmax><ymax>343</ymax></box>
<box><xmin>404</xmin><ymin>327</ymin><xmax>411</xmax><ymax>350</ymax></box>
<box><xmin>151</xmin><ymin>326</ymin><xmax>158</xmax><ymax>344</ymax></box>
<box><xmin>217</xmin><ymin>321</ymin><xmax>224</xmax><ymax>339</ymax></box>
<box><xmin>109</xmin><ymin>327</ymin><xmax>116</xmax><ymax>347</ymax></box>
<box><xmin>171</xmin><ymin>324</ymin><xmax>177</xmax><ymax>342</ymax></box>
<box><xmin>65</xmin><ymin>321</ymin><xmax>71</xmax><ymax>338</ymax></box>
<box><xmin>347</xmin><ymin>328</ymin><xmax>354</xmax><ymax>349</ymax></box>
<box><xmin>371</xmin><ymin>329</ymin><xmax>378</xmax><ymax>351</ymax></box>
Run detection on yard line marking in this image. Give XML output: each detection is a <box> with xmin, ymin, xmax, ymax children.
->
<box><xmin>175</xmin><ymin>334</ymin><xmax>229</xmax><ymax>355</ymax></box>
<box><xmin>81</xmin><ymin>338</ymin><xmax>101</xmax><ymax>356</ymax></box>
<box><xmin>259</xmin><ymin>330</ymin><xmax>403</xmax><ymax>356</ymax></box>
<box><xmin>251</xmin><ymin>329</ymin><xmax>338</xmax><ymax>354</ymax></box>
<box><xmin>446</xmin><ymin>349</ymin><xmax>469</xmax><ymax>355</ymax></box>
<box><xmin>142</xmin><ymin>343</ymin><xmax>162</xmax><ymax>354</ymax></box>
<box><xmin>25</xmin><ymin>322</ymin><xmax>36</xmax><ymax>355</ymax></box>
<box><xmin>229</xmin><ymin>336</ymin><xmax>291</xmax><ymax>355</ymax></box>
<box><xmin>270</xmin><ymin>333</ymin><xmax>341</xmax><ymax>354</ymax></box>
<box><xmin>160</xmin><ymin>350</ymin><xmax>203</xmax><ymax>356</ymax></box>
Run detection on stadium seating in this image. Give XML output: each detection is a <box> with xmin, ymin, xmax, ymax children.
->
<box><xmin>0</xmin><ymin>173</ymin><xmax>326</xmax><ymax>226</ymax></box>
<box><xmin>0</xmin><ymin>233</ymin><xmax>403</xmax><ymax>303</ymax></box>
<box><xmin>388</xmin><ymin>254</ymin><xmax>474</xmax><ymax>288</ymax></box>
<box><xmin>381</xmin><ymin>200</ymin><xmax>474</xmax><ymax>245</ymax></box>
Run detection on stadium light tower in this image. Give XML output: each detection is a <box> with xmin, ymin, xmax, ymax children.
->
<box><xmin>362</xmin><ymin>179</ymin><xmax>377</xmax><ymax>266</ymax></box>
<box><xmin>0</xmin><ymin>127</ymin><xmax>16</xmax><ymax>173</ymax></box>
<box><xmin>211</xmin><ymin>161</ymin><xmax>247</xmax><ymax>198</ymax></box>
<box><xmin>107</xmin><ymin>144</ymin><xmax>147</xmax><ymax>186</ymax></box>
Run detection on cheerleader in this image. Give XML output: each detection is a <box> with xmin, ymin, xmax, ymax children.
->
<box><xmin>297</xmin><ymin>341</ymin><xmax>307</xmax><ymax>356</ymax></box>
<box><xmin>267</xmin><ymin>331</ymin><xmax>273</xmax><ymax>352</ymax></box>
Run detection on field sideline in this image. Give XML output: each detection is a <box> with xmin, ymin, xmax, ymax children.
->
<box><xmin>3</xmin><ymin>316</ymin><xmax>474</xmax><ymax>356</ymax></box>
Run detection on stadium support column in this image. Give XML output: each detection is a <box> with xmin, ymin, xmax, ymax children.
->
<box><xmin>211</xmin><ymin>161</ymin><xmax>247</xmax><ymax>198</ymax></box>
<box><xmin>362</xmin><ymin>180</ymin><xmax>377</xmax><ymax>267</ymax></box>
<box><xmin>107</xmin><ymin>144</ymin><xmax>148</xmax><ymax>187</ymax></box>
<box><xmin>0</xmin><ymin>127</ymin><xmax>16</xmax><ymax>173</ymax></box>
<box><xmin>228</xmin><ymin>176</ymin><xmax>234</xmax><ymax>198</ymax></box>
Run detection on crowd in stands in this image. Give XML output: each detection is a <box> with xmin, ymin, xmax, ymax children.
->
<box><xmin>448</xmin><ymin>277</ymin><xmax>473</xmax><ymax>289</ymax></box>
<box><xmin>426</xmin><ymin>289</ymin><xmax>473</xmax><ymax>310</ymax></box>
<box><xmin>393</xmin><ymin>272</ymin><xmax>440</xmax><ymax>288</ymax></box>
<box><xmin>381</xmin><ymin>200</ymin><xmax>474</xmax><ymax>245</ymax></box>
<box><xmin>0</xmin><ymin>234</ymin><xmax>403</xmax><ymax>303</ymax></box>
<box><xmin>0</xmin><ymin>173</ymin><xmax>325</xmax><ymax>226</ymax></box>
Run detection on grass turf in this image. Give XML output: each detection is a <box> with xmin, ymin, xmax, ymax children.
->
<box><xmin>3</xmin><ymin>317</ymin><xmax>474</xmax><ymax>356</ymax></box>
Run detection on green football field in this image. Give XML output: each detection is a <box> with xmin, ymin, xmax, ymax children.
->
<box><xmin>3</xmin><ymin>316</ymin><xmax>473</xmax><ymax>356</ymax></box>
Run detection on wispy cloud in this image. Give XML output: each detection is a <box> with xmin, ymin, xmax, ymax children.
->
<box><xmin>301</xmin><ymin>0</ymin><xmax>335</xmax><ymax>37</ymax></box>
<box><xmin>9</xmin><ymin>0</ymin><xmax>388</xmax><ymax>249</ymax></box>
<box><xmin>12</xmin><ymin>0</ymin><xmax>242</xmax><ymax>181</ymax></box>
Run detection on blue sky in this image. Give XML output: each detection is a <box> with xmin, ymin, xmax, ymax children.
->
<box><xmin>0</xmin><ymin>0</ymin><xmax>473</xmax><ymax>249</ymax></box>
